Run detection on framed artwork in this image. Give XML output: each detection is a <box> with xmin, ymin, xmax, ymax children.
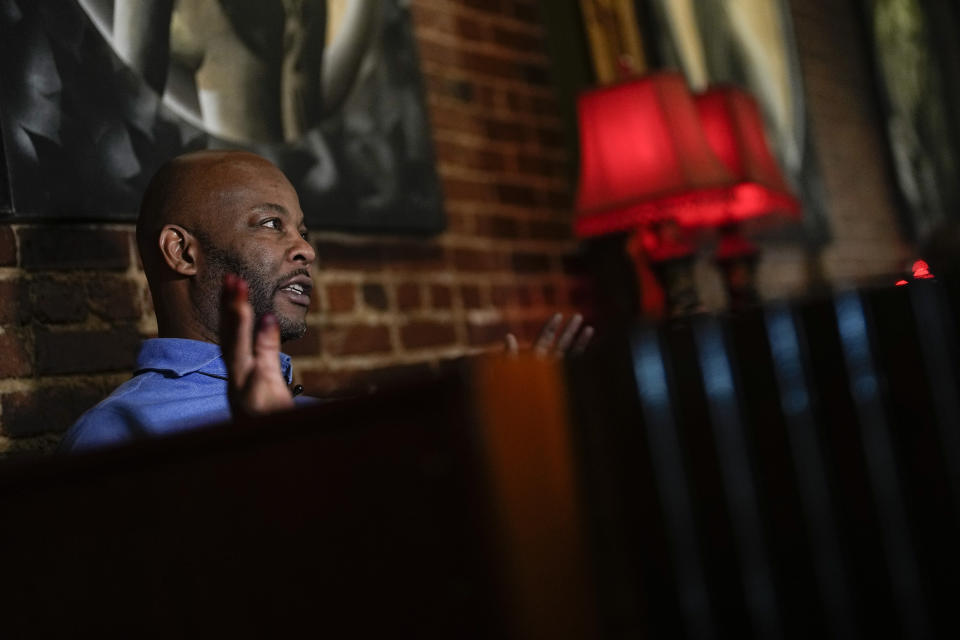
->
<box><xmin>861</xmin><ymin>0</ymin><xmax>960</xmax><ymax>242</ymax></box>
<box><xmin>0</xmin><ymin>0</ymin><xmax>444</xmax><ymax>233</ymax></box>
<box><xmin>578</xmin><ymin>0</ymin><xmax>648</xmax><ymax>83</ymax></box>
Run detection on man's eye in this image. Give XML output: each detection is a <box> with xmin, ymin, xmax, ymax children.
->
<box><xmin>299</xmin><ymin>230</ymin><xmax>309</xmax><ymax>241</ymax></box>
<box><xmin>261</xmin><ymin>218</ymin><xmax>281</xmax><ymax>230</ymax></box>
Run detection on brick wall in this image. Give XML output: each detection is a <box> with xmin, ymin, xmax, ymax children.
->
<box><xmin>0</xmin><ymin>0</ymin><xmax>590</xmax><ymax>457</ymax></box>
<box><xmin>0</xmin><ymin>0</ymin><xmax>917</xmax><ymax>457</ymax></box>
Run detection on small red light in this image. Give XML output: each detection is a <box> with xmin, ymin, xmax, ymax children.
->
<box><xmin>895</xmin><ymin>280</ymin><xmax>908</xmax><ymax>287</ymax></box>
<box><xmin>912</xmin><ymin>260</ymin><xmax>934</xmax><ymax>279</ymax></box>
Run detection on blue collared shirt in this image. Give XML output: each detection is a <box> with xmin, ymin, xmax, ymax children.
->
<box><xmin>59</xmin><ymin>338</ymin><xmax>297</xmax><ymax>453</ymax></box>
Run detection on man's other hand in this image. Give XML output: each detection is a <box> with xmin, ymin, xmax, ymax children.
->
<box><xmin>504</xmin><ymin>313</ymin><xmax>594</xmax><ymax>358</ymax></box>
<box><xmin>220</xmin><ymin>274</ymin><xmax>295</xmax><ymax>417</ymax></box>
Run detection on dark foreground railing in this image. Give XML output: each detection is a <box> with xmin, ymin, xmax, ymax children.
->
<box><xmin>1</xmin><ymin>279</ymin><xmax>959</xmax><ymax>639</ymax></box>
<box><xmin>570</xmin><ymin>278</ymin><xmax>960</xmax><ymax>639</ymax></box>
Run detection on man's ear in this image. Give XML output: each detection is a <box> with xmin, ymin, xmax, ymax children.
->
<box><xmin>158</xmin><ymin>224</ymin><xmax>199</xmax><ymax>276</ymax></box>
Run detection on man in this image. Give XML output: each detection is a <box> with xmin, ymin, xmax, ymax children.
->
<box><xmin>61</xmin><ymin>150</ymin><xmax>591</xmax><ymax>453</ymax></box>
<box><xmin>60</xmin><ymin>150</ymin><xmax>314</xmax><ymax>451</ymax></box>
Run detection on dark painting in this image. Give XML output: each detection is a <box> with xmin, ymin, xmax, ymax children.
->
<box><xmin>0</xmin><ymin>0</ymin><xmax>444</xmax><ymax>233</ymax></box>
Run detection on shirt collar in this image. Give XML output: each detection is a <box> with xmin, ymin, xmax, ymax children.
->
<box><xmin>135</xmin><ymin>338</ymin><xmax>293</xmax><ymax>384</ymax></box>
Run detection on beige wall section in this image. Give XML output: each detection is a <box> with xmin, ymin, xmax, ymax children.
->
<box><xmin>791</xmin><ymin>0</ymin><xmax>912</xmax><ymax>283</ymax></box>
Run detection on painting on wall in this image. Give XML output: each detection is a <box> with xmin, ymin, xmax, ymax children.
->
<box><xmin>861</xmin><ymin>0</ymin><xmax>960</xmax><ymax>242</ymax></box>
<box><xmin>0</xmin><ymin>0</ymin><xmax>444</xmax><ymax>233</ymax></box>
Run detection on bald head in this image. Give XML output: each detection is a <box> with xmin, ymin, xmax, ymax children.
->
<box><xmin>137</xmin><ymin>150</ymin><xmax>315</xmax><ymax>343</ymax></box>
<box><xmin>137</xmin><ymin>150</ymin><xmax>281</xmax><ymax>275</ymax></box>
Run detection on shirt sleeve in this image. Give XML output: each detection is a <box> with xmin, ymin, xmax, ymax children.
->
<box><xmin>57</xmin><ymin>406</ymin><xmax>141</xmax><ymax>454</ymax></box>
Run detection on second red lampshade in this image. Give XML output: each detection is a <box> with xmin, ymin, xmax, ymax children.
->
<box><xmin>694</xmin><ymin>85</ymin><xmax>801</xmax><ymax>226</ymax></box>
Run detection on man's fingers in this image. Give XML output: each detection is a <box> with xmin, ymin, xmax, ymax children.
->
<box><xmin>553</xmin><ymin>313</ymin><xmax>583</xmax><ymax>355</ymax></box>
<box><xmin>253</xmin><ymin>312</ymin><xmax>282</xmax><ymax>368</ymax></box>
<box><xmin>248</xmin><ymin>312</ymin><xmax>295</xmax><ymax>413</ymax></box>
<box><xmin>571</xmin><ymin>325</ymin><xmax>594</xmax><ymax>355</ymax></box>
<box><xmin>221</xmin><ymin>273</ymin><xmax>254</xmax><ymax>385</ymax></box>
<box><xmin>534</xmin><ymin>312</ymin><xmax>563</xmax><ymax>355</ymax></box>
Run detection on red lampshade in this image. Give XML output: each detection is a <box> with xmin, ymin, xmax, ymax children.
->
<box><xmin>694</xmin><ymin>86</ymin><xmax>801</xmax><ymax>225</ymax></box>
<box><xmin>574</xmin><ymin>72</ymin><xmax>734</xmax><ymax>237</ymax></box>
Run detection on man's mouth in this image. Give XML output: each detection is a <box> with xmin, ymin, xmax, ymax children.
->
<box><xmin>280</xmin><ymin>283</ymin><xmax>307</xmax><ymax>295</ymax></box>
<box><xmin>277</xmin><ymin>276</ymin><xmax>313</xmax><ymax>307</ymax></box>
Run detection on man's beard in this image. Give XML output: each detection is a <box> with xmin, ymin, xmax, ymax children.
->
<box><xmin>194</xmin><ymin>239</ymin><xmax>307</xmax><ymax>343</ymax></box>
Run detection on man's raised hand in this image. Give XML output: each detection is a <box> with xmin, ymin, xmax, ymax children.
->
<box><xmin>220</xmin><ymin>274</ymin><xmax>295</xmax><ymax>417</ymax></box>
<box><xmin>504</xmin><ymin>313</ymin><xmax>594</xmax><ymax>358</ymax></box>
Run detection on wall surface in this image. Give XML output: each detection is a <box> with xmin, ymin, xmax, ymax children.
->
<box><xmin>752</xmin><ymin>0</ymin><xmax>913</xmax><ymax>300</ymax></box>
<box><xmin>0</xmin><ymin>0</ymin><xmax>917</xmax><ymax>457</ymax></box>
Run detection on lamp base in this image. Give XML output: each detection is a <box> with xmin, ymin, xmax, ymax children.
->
<box><xmin>635</xmin><ymin>221</ymin><xmax>701</xmax><ymax>318</ymax></box>
<box><xmin>649</xmin><ymin>253</ymin><xmax>701</xmax><ymax>317</ymax></box>
<box><xmin>714</xmin><ymin>224</ymin><xmax>760</xmax><ymax>310</ymax></box>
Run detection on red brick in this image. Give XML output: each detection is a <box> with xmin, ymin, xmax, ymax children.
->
<box><xmin>528</xmin><ymin>219</ymin><xmax>571</xmax><ymax>240</ymax></box>
<box><xmin>497</xmin><ymin>183</ymin><xmax>539</xmax><ymax>206</ymax></box>
<box><xmin>542</xmin><ymin>283</ymin><xmax>558</xmax><ymax>305</ymax></box>
<box><xmin>281</xmin><ymin>329</ymin><xmax>321</xmax><ymax>357</ymax></box>
<box><xmin>19</xmin><ymin>227</ymin><xmax>130</xmax><ymax>270</ymax></box>
<box><xmin>87</xmin><ymin>276</ymin><xmax>142</xmax><ymax>321</ymax></box>
<box><xmin>460</xmin><ymin>284</ymin><xmax>483</xmax><ymax>309</ymax></box>
<box><xmin>416</xmin><ymin>38</ymin><xmax>459</xmax><ymax>67</ymax></box>
<box><xmin>401</xmin><ymin>321</ymin><xmax>457</xmax><ymax>349</ymax></box>
<box><xmin>475</xmin><ymin>215</ymin><xmax>520</xmax><ymax>238</ymax></box>
<box><xmin>467</xmin><ymin>321</ymin><xmax>511</xmax><ymax>347</ymax></box>
<box><xmin>485</xmin><ymin>118</ymin><xmax>527</xmax><ymax>142</ymax></box>
<box><xmin>321</xmin><ymin>323</ymin><xmax>392</xmax><ymax>356</ymax></box>
<box><xmin>31</xmin><ymin>277</ymin><xmax>88</xmax><ymax>324</ymax></box>
<box><xmin>434</xmin><ymin>140</ymin><xmax>505</xmax><ymax>172</ymax></box>
<box><xmin>0</xmin><ymin>226</ymin><xmax>16</xmax><ymax>266</ymax></box>
<box><xmin>381</xmin><ymin>242</ymin><xmax>445</xmax><ymax>270</ymax></box>
<box><xmin>456</xmin><ymin>15</ymin><xmax>488</xmax><ymax>40</ymax></box>
<box><xmin>35</xmin><ymin>328</ymin><xmax>140</xmax><ymax>375</ymax></box>
<box><xmin>516</xmin><ymin>285</ymin><xmax>534</xmax><ymax>307</ymax></box>
<box><xmin>1</xmin><ymin>384</ymin><xmax>108</xmax><ymax>437</ymax></box>
<box><xmin>0</xmin><ymin>280</ymin><xmax>25</xmax><ymax>325</ymax></box>
<box><xmin>0</xmin><ymin>331</ymin><xmax>31</xmax><ymax>377</ymax></box>
<box><xmin>492</xmin><ymin>25</ymin><xmax>542</xmax><ymax>52</ymax></box>
<box><xmin>460</xmin><ymin>51</ymin><xmax>519</xmax><ymax>80</ymax></box>
<box><xmin>428</xmin><ymin>105</ymin><xmax>486</xmax><ymax>137</ymax></box>
<box><xmin>442</xmin><ymin>177</ymin><xmax>495</xmax><ymax>202</ymax></box>
<box><xmin>510</xmin><ymin>0</ymin><xmax>540</xmax><ymax>22</ymax></box>
<box><xmin>520</xmin><ymin>318</ymin><xmax>547</xmax><ymax>342</ymax></box>
<box><xmin>314</xmin><ymin>241</ymin><xmax>384</xmax><ymax>271</ymax></box>
<box><xmin>396</xmin><ymin>283</ymin><xmax>422</xmax><ymax>311</ymax></box>
<box><xmin>430</xmin><ymin>284</ymin><xmax>453</xmax><ymax>309</ymax></box>
<box><xmin>362</xmin><ymin>283</ymin><xmax>389</xmax><ymax>310</ymax></box>
<box><xmin>452</xmin><ymin>248</ymin><xmax>505</xmax><ymax>272</ymax></box>
<box><xmin>491</xmin><ymin>285</ymin><xmax>514</xmax><ymax>307</ymax></box>
<box><xmin>460</xmin><ymin>0</ymin><xmax>507</xmax><ymax>14</ymax></box>
<box><xmin>324</xmin><ymin>283</ymin><xmax>356</xmax><ymax>313</ymax></box>
<box><xmin>512</xmin><ymin>251</ymin><xmax>552</xmax><ymax>273</ymax></box>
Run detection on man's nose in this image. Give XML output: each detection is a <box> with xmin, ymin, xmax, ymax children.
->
<box><xmin>290</xmin><ymin>232</ymin><xmax>316</xmax><ymax>265</ymax></box>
